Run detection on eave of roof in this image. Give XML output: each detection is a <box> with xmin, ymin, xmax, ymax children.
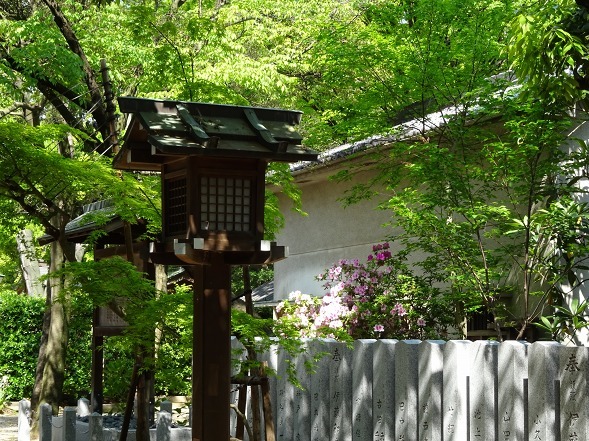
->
<box><xmin>290</xmin><ymin>72</ymin><xmax>516</xmax><ymax>176</ymax></box>
<box><xmin>114</xmin><ymin>97</ymin><xmax>319</xmax><ymax>171</ymax></box>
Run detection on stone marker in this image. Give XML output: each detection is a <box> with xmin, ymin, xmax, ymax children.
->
<box><xmin>329</xmin><ymin>339</ymin><xmax>352</xmax><ymax>441</ymax></box>
<box><xmin>419</xmin><ymin>340</ymin><xmax>445</xmax><ymax>441</ymax></box>
<box><xmin>78</xmin><ymin>397</ymin><xmax>91</xmax><ymax>417</ymax></box>
<box><xmin>528</xmin><ymin>341</ymin><xmax>560</xmax><ymax>441</ymax></box>
<box><xmin>89</xmin><ymin>412</ymin><xmax>103</xmax><ymax>441</ymax></box>
<box><xmin>294</xmin><ymin>339</ymin><xmax>312</xmax><ymax>441</ymax></box>
<box><xmin>469</xmin><ymin>340</ymin><xmax>499</xmax><ymax>441</ymax></box>
<box><xmin>559</xmin><ymin>345</ymin><xmax>588</xmax><ymax>441</ymax></box>
<box><xmin>63</xmin><ymin>407</ymin><xmax>77</xmax><ymax>441</ymax></box>
<box><xmin>39</xmin><ymin>403</ymin><xmax>52</xmax><ymax>441</ymax></box>
<box><xmin>310</xmin><ymin>339</ymin><xmax>330</xmax><ymax>441</ymax></box>
<box><xmin>372</xmin><ymin>340</ymin><xmax>397</xmax><ymax>441</ymax></box>
<box><xmin>160</xmin><ymin>400</ymin><xmax>173</xmax><ymax>414</ymax></box>
<box><xmin>498</xmin><ymin>340</ymin><xmax>528</xmax><ymax>441</ymax></box>
<box><xmin>276</xmin><ymin>343</ymin><xmax>295</xmax><ymax>440</ymax></box>
<box><xmin>443</xmin><ymin>340</ymin><xmax>471</xmax><ymax>441</ymax></box>
<box><xmin>18</xmin><ymin>399</ymin><xmax>30</xmax><ymax>441</ymax></box>
<box><xmin>352</xmin><ymin>339</ymin><xmax>375</xmax><ymax>441</ymax></box>
<box><xmin>395</xmin><ymin>340</ymin><xmax>420</xmax><ymax>440</ymax></box>
<box><xmin>230</xmin><ymin>336</ymin><xmax>245</xmax><ymax>435</ymax></box>
<box><xmin>157</xmin><ymin>411</ymin><xmax>172</xmax><ymax>441</ymax></box>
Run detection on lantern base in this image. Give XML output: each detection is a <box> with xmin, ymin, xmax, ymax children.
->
<box><xmin>148</xmin><ymin>240</ymin><xmax>288</xmax><ymax>266</ymax></box>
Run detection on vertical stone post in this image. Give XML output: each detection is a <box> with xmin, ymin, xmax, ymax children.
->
<box><xmin>329</xmin><ymin>339</ymin><xmax>352</xmax><ymax>441</ymax></box>
<box><xmin>18</xmin><ymin>399</ymin><xmax>31</xmax><ymax>441</ymax></box>
<box><xmin>443</xmin><ymin>340</ymin><xmax>471</xmax><ymax>441</ymax></box>
<box><xmin>395</xmin><ymin>340</ymin><xmax>420</xmax><ymax>439</ymax></box>
<box><xmin>89</xmin><ymin>412</ymin><xmax>103</xmax><ymax>441</ymax></box>
<box><xmin>160</xmin><ymin>400</ymin><xmax>173</xmax><ymax>414</ymax></box>
<box><xmin>38</xmin><ymin>403</ymin><xmax>52</xmax><ymax>441</ymax></box>
<box><xmin>498</xmin><ymin>340</ymin><xmax>528</xmax><ymax>441</ymax></box>
<box><xmin>559</xmin><ymin>345</ymin><xmax>588</xmax><ymax>440</ymax></box>
<box><xmin>230</xmin><ymin>336</ymin><xmax>245</xmax><ymax>437</ymax></box>
<box><xmin>418</xmin><ymin>340</ymin><xmax>444</xmax><ymax>441</ymax></box>
<box><xmin>294</xmin><ymin>339</ymin><xmax>312</xmax><ymax>441</ymax></box>
<box><xmin>275</xmin><ymin>342</ymin><xmax>294</xmax><ymax>440</ymax></box>
<box><xmin>352</xmin><ymin>339</ymin><xmax>375</xmax><ymax>441</ymax></box>
<box><xmin>528</xmin><ymin>342</ymin><xmax>560</xmax><ymax>441</ymax></box>
<box><xmin>157</xmin><ymin>410</ymin><xmax>172</xmax><ymax>441</ymax></box>
<box><xmin>310</xmin><ymin>339</ymin><xmax>330</xmax><ymax>441</ymax></box>
<box><xmin>77</xmin><ymin>398</ymin><xmax>91</xmax><ymax>417</ymax></box>
<box><xmin>63</xmin><ymin>407</ymin><xmax>77</xmax><ymax>441</ymax></box>
<box><xmin>469</xmin><ymin>340</ymin><xmax>499</xmax><ymax>440</ymax></box>
<box><xmin>372</xmin><ymin>340</ymin><xmax>397</xmax><ymax>441</ymax></box>
<box><xmin>261</xmin><ymin>337</ymin><xmax>279</xmax><ymax>436</ymax></box>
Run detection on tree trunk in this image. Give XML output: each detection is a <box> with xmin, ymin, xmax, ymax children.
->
<box><xmin>16</xmin><ymin>229</ymin><xmax>45</xmax><ymax>297</ymax></box>
<box><xmin>38</xmin><ymin>240</ymin><xmax>68</xmax><ymax>415</ymax></box>
<box><xmin>30</xmin><ymin>304</ymin><xmax>51</xmax><ymax>418</ymax></box>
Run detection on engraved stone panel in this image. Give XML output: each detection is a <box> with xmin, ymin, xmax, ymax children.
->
<box><xmin>559</xmin><ymin>345</ymin><xmax>588</xmax><ymax>441</ymax></box>
<box><xmin>418</xmin><ymin>340</ymin><xmax>444</xmax><ymax>441</ymax></box>
<box><xmin>469</xmin><ymin>340</ymin><xmax>499</xmax><ymax>441</ymax></box>
<box><xmin>395</xmin><ymin>340</ymin><xmax>420</xmax><ymax>439</ymax></box>
<box><xmin>294</xmin><ymin>339</ymin><xmax>312</xmax><ymax>441</ymax></box>
<box><xmin>528</xmin><ymin>342</ymin><xmax>561</xmax><ymax>441</ymax></box>
<box><xmin>443</xmin><ymin>340</ymin><xmax>472</xmax><ymax>441</ymax></box>
<box><xmin>352</xmin><ymin>339</ymin><xmax>375</xmax><ymax>441</ymax></box>
<box><xmin>498</xmin><ymin>340</ymin><xmax>528</xmax><ymax>441</ymax></box>
<box><xmin>276</xmin><ymin>345</ymin><xmax>295</xmax><ymax>440</ymax></box>
<box><xmin>329</xmin><ymin>340</ymin><xmax>352</xmax><ymax>441</ymax></box>
<box><xmin>310</xmin><ymin>339</ymin><xmax>331</xmax><ymax>441</ymax></box>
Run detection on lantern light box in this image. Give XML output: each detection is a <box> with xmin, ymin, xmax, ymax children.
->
<box><xmin>114</xmin><ymin>97</ymin><xmax>318</xmax><ymax>265</ymax></box>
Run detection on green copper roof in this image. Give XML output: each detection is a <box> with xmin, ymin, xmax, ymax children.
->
<box><xmin>114</xmin><ymin>97</ymin><xmax>318</xmax><ymax>171</ymax></box>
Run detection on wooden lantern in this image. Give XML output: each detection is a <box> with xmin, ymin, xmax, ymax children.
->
<box><xmin>114</xmin><ymin>96</ymin><xmax>317</xmax><ymax>441</ymax></box>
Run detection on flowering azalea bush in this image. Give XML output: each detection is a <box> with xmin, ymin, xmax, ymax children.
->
<box><xmin>275</xmin><ymin>243</ymin><xmax>452</xmax><ymax>340</ymax></box>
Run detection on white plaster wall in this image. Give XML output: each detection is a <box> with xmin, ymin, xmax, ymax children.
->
<box><xmin>273</xmin><ymin>166</ymin><xmax>394</xmax><ymax>299</ymax></box>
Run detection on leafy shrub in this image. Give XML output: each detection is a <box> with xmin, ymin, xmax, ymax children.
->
<box><xmin>63</xmin><ymin>294</ymin><xmax>93</xmax><ymax>402</ymax></box>
<box><xmin>276</xmin><ymin>243</ymin><xmax>453</xmax><ymax>340</ymax></box>
<box><xmin>0</xmin><ymin>290</ymin><xmax>44</xmax><ymax>400</ymax></box>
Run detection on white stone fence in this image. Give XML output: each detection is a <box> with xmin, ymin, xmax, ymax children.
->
<box><xmin>17</xmin><ymin>339</ymin><xmax>587</xmax><ymax>441</ymax></box>
<box><xmin>18</xmin><ymin>399</ymin><xmax>190</xmax><ymax>441</ymax></box>
<box><xmin>241</xmin><ymin>339</ymin><xmax>588</xmax><ymax>441</ymax></box>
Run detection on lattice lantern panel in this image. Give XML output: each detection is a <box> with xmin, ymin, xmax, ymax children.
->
<box><xmin>160</xmin><ymin>157</ymin><xmax>266</xmax><ymax>251</ymax></box>
<box><xmin>164</xmin><ymin>177</ymin><xmax>188</xmax><ymax>237</ymax></box>
<box><xmin>199</xmin><ymin>176</ymin><xmax>253</xmax><ymax>233</ymax></box>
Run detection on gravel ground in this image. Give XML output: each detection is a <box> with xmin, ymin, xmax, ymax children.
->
<box><xmin>0</xmin><ymin>416</ymin><xmax>18</xmax><ymax>441</ymax></box>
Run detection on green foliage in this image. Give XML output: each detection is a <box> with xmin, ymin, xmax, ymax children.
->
<box><xmin>508</xmin><ymin>0</ymin><xmax>589</xmax><ymax>105</ymax></box>
<box><xmin>62</xmin><ymin>294</ymin><xmax>93</xmax><ymax>401</ymax></box>
<box><xmin>536</xmin><ymin>298</ymin><xmax>589</xmax><ymax>342</ymax></box>
<box><xmin>0</xmin><ymin>291</ymin><xmax>44</xmax><ymax>400</ymax></box>
<box><xmin>60</xmin><ymin>259</ymin><xmax>196</xmax><ymax>397</ymax></box>
<box><xmin>289</xmin><ymin>0</ymin><xmax>515</xmax><ymax>146</ymax></box>
<box><xmin>152</xmin><ymin>284</ymin><xmax>193</xmax><ymax>397</ymax></box>
<box><xmin>336</xmin><ymin>84</ymin><xmax>589</xmax><ymax>338</ymax></box>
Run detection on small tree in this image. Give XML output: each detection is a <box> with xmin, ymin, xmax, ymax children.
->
<box><xmin>337</xmin><ymin>87</ymin><xmax>589</xmax><ymax>340</ymax></box>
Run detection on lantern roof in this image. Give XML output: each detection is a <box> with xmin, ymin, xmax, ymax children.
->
<box><xmin>114</xmin><ymin>97</ymin><xmax>318</xmax><ymax>171</ymax></box>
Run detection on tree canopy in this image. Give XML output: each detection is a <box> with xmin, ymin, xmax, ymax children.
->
<box><xmin>1</xmin><ymin>0</ymin><xmax>589</xmax><ymax>415</ymax></box>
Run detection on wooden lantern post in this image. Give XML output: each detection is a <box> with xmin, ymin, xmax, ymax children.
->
<box><xmin>114</xmin><ymin>97</ymin><xmax>318</xmax><ymax>440</ymax></box>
